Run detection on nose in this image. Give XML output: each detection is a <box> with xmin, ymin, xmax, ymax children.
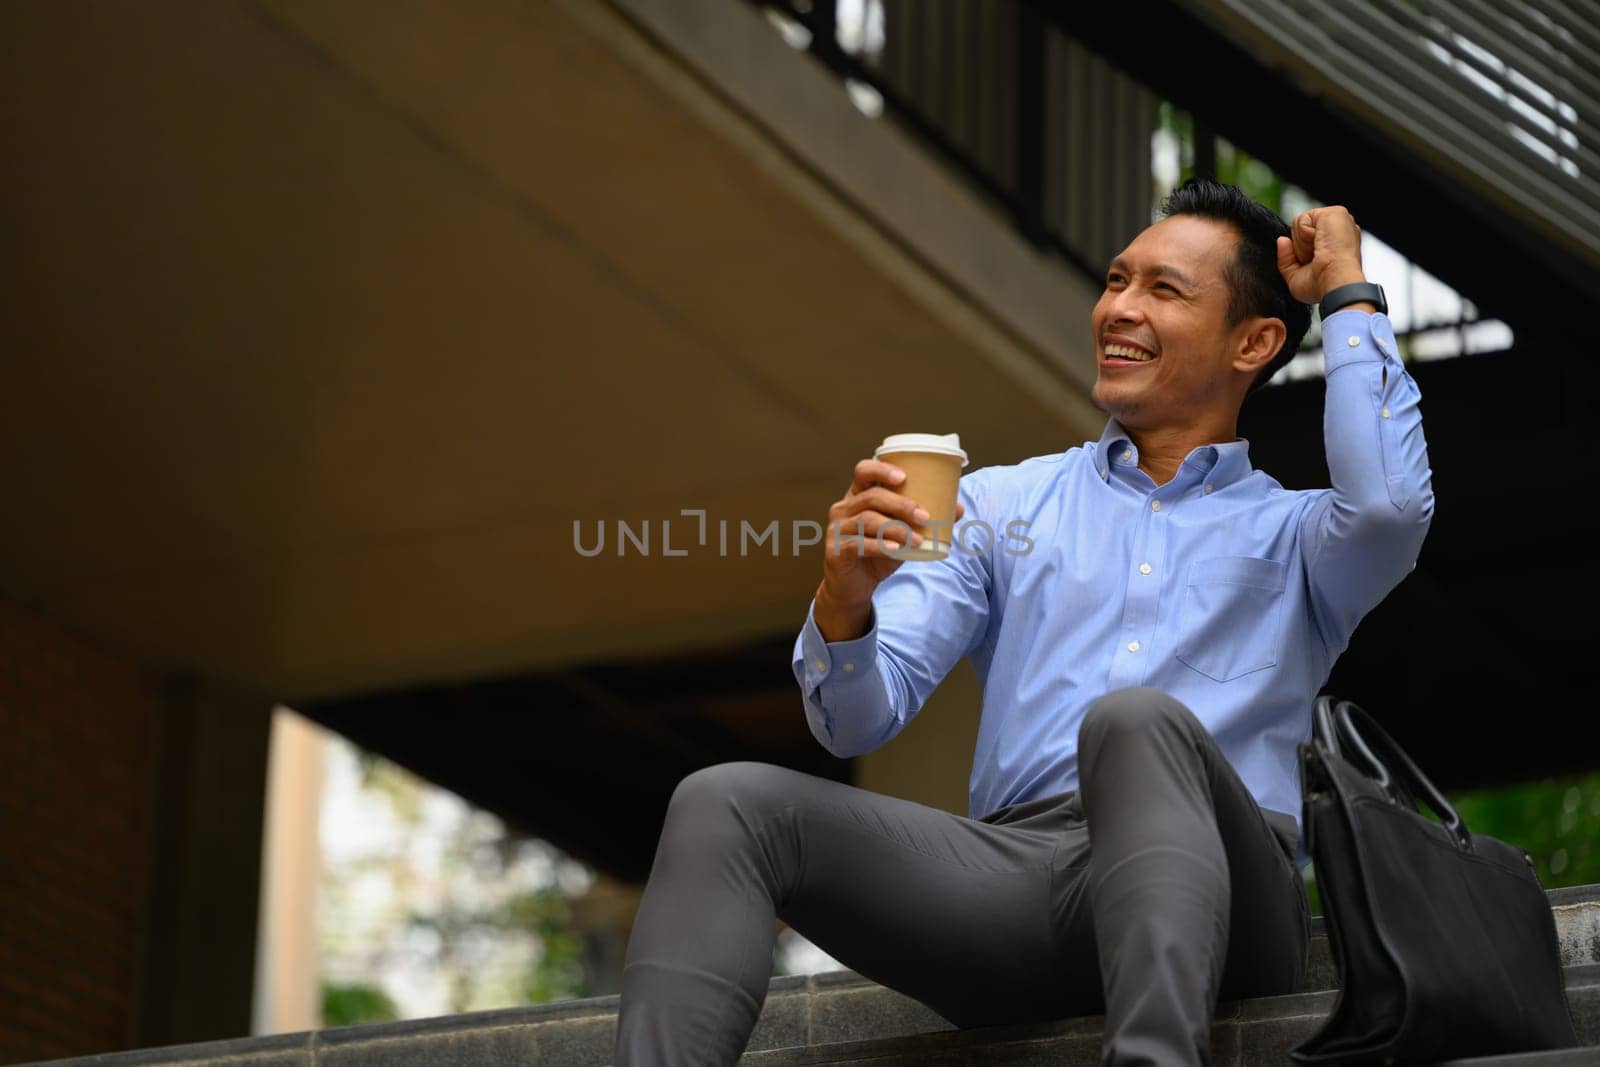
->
<box><xmin>1101</xmin><ymin>286</ymin><xmax>1148</xmax><ymax>331</ymax></box>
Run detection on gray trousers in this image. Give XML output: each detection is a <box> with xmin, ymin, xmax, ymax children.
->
<box><xmin>613</xmin><ymin>686</ymin><xmax>1311</xmax><ymax>1066</ymax></box>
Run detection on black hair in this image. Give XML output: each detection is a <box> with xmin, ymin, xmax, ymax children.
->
<box><xmin>1156</xmin><ymin>178</ymin><xmax>1312</xmax><ymax>394</ymax></box>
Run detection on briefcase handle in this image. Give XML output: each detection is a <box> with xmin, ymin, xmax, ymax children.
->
<box><xmin>1313</xmin><ymin>695</ymin><xmax>1473</xmax><ymax>851</ymax></box>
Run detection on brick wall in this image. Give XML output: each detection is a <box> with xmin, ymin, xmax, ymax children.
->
<box><xmin>0</xmin><ymin>596</ymin><xmax>163</xmax><ymax>1063</ymax></box>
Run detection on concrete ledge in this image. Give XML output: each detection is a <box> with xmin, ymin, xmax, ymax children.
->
<box><xmin>24</xmin><ymin>964</ymin><xmax>1596</xmax><ymax>1066</ymax></box>
<box><xmin>1298</xmin><ymin>892</ymin><xmax>1600</xmax><ymax>993</ymax></box>
<box><xmin>25</xmin><ymin>894</ymin><xmax>1600</xmax><ymax>1066</ymax></box>
<box><xmin>21</xmin><ymin>1030</ymin><xmax>314</xmax><ymax>1067</ymax></box>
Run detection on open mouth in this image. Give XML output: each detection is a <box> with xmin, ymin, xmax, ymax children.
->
<box><xmin>1102</xmin><ymin>341</ymin><xmax>1157</xmax><ymax>365</ymax></box>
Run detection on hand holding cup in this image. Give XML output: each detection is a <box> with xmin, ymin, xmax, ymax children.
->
<box><xmin>815</xmin><ymin>434</ymin><xmax>968</xmax><ymax>641</ymax></box>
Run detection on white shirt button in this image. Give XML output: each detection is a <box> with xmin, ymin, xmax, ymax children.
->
<box><xmin>842</xmin><ymin>662</ymin><xmax>855</xmax><ymax>672</ymax></box>
<box><xmin>1099</xmin><ymin>468</ymin><xmax>1107</xmax><ymax>479</ymax></box>
<box><xmin>1139</xmin><ymin>563</ymin><xmax>1152</xmax><ymax>575</ymax></box>
<box><xmin>813</xmin><ymin>658</ymin><xmax>826</xmax><ymax>672</ymax></box>
<box><xmin>1204</xmin><ymin>483</ymin><xmax>1214</xmax><ymax>494</ymax></box>
<box><xmin>1121</xmin><ymin>448</ymin><xmax>1133</xmax><ymax>461</ymax></box>
<box><xmin>1348</xmin><ymin>336</ymin><xmax>1361</xmax><ymax>347</ymax></box>
<box><xmin>1151</xmin><ymin>500</ymin><xmax>1161</xmax><ymax>512</ymax></box>
<box><xmin>1127</xmin><ymin>640</ymin><xmax>1141</xmax><ymax>652</ymax></box>
<box><xmin>1381</xmin><ymin>407</ymin><xmax>1391</xmax><ymax>418</ymax></box>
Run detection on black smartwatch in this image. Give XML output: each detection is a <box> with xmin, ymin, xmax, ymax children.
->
<box><xmin>1318</xmin><ymin>281</ymin><xmax>1387</xmax><ymax>320</ymax></box>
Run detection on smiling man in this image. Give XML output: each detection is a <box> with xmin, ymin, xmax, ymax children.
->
<box><xmin>614</xmin><ymin>179</ymin><xmax>1433</xmax><ymax>1066</ymax></box>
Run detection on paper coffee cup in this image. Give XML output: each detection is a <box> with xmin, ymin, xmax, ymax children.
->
<box><xmin>873</xmin><ymin>432</ymin><xmax>968</xmax><ymax>561</ymax></box>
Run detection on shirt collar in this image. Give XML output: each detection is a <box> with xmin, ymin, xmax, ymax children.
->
<box><xmin>1092</xmin><ymin>417</ymin><xmax>1254</xmax><ymax>491</ymax></box>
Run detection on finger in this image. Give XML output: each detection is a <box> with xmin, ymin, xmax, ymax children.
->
<box><xmin>1329</xmin><ymin>205</ymin><xmax>1360</xmax><ymax>238</ymax></box>
<box><xmin>954</xmin><ymin>501</ymin><xmax>966</xmax><ymax>521</ymax></box>
<box><xmin>843</xmin><ymin>510</ymin><xmax>923</xmax><ymax>545</ymax></box>
<box><xmin>843</xmin><ymin>486</ymin><xmax>926</xmax><ymax>525</ymax></box>
<box><xmin>833</xmin><ymin>533</ymin><xmax>912</xmax><ymax>557</ymax></box>
<box><xmin>1293</xmin><ymin>211</ymin><xmax>1317</xmax><ymax>262</ymax></box>
<box><xmin>850</xmin><ymin>458</ymin><xmax>906</xmax><ymax>495</ymax></box>
<box><xmin>829</xmin><ymin>512</ymin><xmax>921</xmax><ymax>554</ymax></box>
<box><xmin>1275</xmin><ymin>234</ymin><xmax>1300</xmax><ymax>277</ymax></box>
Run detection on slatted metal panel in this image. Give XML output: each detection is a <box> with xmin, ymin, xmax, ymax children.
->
<box><xmin>878</xmin><ymin>1</ymin><xmax>1020</xmax><ymax>197</ymax></box>
<box><xmin>763</xmin><ymin>0</ymin><xmax>1155</xmax><ymax>278</ymax></box>
<box><xmin>1042</xmin><ymin>32</ymin><xmax>1155</xmax><ymax>272</ymax></box>
<box><xmin>1179</xmin><ymin>0</ymin><xmax>1600</xmax><ymax>273</ymax></box>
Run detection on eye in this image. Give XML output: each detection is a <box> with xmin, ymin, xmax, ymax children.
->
<box><xmin>1156</xmin><ymin>282</ymin><xmax>1179</xmax><ymax>293</ymax></box>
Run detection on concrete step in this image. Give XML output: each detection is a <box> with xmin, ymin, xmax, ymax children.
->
<box><xmin>1436</xmin><ymin>1050</ymin><xmax>1600</xmax><ymax>1066</ymax></box>
<box><xmin>23</xmin><ymin>885</ymin><xmax>1600</xmax><ymax>1066</ymax></box>
<box><xmin>1299</xmin><ymin>883</ymin><xmax>1600</xmax><ymax>993</ymax></box>
<box><xmin>736</xmin><ymin>964</ymin><xmax>1599</xmax><ymax>1065</ymax></box>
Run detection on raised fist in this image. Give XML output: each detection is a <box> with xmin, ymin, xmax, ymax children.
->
<box><xmin>1275</xmin><ymin>205</ymin><xmax>1368</xmax><ymax>305</ymax></box>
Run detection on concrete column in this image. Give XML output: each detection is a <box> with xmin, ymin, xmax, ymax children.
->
<box><xmin>251</xmin><ymin>708</ymin><xmax>327</xmax><ymax>1035</ymax></box>
<box><xmin>137</xmin><ymin>679</ymin><xmax>273</xmax><ymax>1047</ymax></box>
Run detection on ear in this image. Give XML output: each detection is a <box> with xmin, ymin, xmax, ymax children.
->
<box><xmin>1232</xmin><ymin>316</ymin><xmax>1286</xmax><ymax>378</ymax></box>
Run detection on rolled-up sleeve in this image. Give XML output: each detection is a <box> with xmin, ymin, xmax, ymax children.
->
<box><xmin>791</xmin><ymin>471</ymin><xmax>995</xmax><ymax>758</ymax></box>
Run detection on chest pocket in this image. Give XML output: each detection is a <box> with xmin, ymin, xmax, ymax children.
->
<box><xmin>1175</xmin><ymin>555</ymin><xmax>1288</xmax><ymax>682</ymax></box>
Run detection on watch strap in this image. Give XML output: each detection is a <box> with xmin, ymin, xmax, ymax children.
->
<box><xmin>1319</xmin><ymin>281</ymin><xmax>1387</xmax><ymax>320</ymax></box>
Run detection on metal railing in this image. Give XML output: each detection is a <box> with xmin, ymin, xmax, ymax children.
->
<box><xmin>750</xmin><ymin>0</ymin><xmax>1156</xmax><ymax>284</ymax></box>
<box><xmin>750</xmin><ymin>0</ymin><xmax>1531</xmax><ymax>380</ymax></box>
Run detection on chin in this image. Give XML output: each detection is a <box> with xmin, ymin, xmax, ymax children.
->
<box><xmin>1089</xmin><ymin>381</ymin><xmax>1112</xmax><ymax>414</ymax></box>
<box><xmin>1091</xmin><ymin>379</ymin><xmax>1138</xmax><ymax>418</ymax></box>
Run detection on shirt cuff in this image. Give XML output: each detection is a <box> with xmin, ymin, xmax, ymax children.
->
<box><xmin>1322</xmin><ymin>308</ymin><xmax>1401</xmax><ymax>377</ymax></box>
<box><xmin>799</xmin><ymin>598</ymin><xmax>880</xmax><ymax>691</ymax></box>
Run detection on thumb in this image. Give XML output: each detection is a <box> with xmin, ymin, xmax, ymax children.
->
<box><xmin>1275</xmin><ymin>234</ymin><xmax>1300</xmax><ymax>276</ymax></box>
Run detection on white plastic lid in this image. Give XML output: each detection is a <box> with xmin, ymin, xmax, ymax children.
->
<box><xmin>874</xmin><ymin>432</ymin><xmax>968</xmax><ymax>466</ymax></box>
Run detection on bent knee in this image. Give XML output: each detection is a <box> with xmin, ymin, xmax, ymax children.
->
<box><xmin>668</xmin><ymin>760</ymin><xmax>791</xmax><ymax>820</ymax></box>
<box><xmin>1078</xmin><ymin>686</ymin><xmax>1198</xmax><ymax>747</ymax></box>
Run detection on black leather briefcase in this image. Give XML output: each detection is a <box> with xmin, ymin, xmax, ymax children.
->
<box><xmin>1290</xmin><ymin>695</ymin><xmax>1579</xmax><ymax>1063</ymax></box>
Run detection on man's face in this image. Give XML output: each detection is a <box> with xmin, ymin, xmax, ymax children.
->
<box><xmin>1089</xmin><ymin>215</ymin><xmax>1247</xmax><ymax>429</ymax></box>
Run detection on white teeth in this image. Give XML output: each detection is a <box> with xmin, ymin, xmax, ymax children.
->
<box><xmin>1105</xmin><ymin>343</ymin><xmax>1154</xmax><ymax>361</ymax></box>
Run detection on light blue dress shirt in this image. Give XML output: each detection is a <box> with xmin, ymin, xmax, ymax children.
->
<box><xmin>793</xmin><ymin>310</ymin><xmax>1433</xmax><ymax>870</ymax></box>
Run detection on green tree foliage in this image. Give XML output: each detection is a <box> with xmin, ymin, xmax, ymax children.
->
<box><xmin>1304</xmin><ymin>772</ymin><xmax>1600</xmax><ymax>914</ymax></box>
<box><xmin>1213</xmin><ymin>140</ymin><xmax>1283</xmax><ymax>217</ymax></box>
<box><xmin>1154</xmin><ymin>101</ymin><xmax>1282</xmax><ymax>212</ymax></box>
<box><xmin>507</xmin><ymin>887</ymin><xmax>589</xmax><ymax>1003</ymax></box>
<box><xmin>321</xmin><ymin>741</ymin><xmax>595</xmax><ymax>1022</ymax></box>
<box><xmin>1452</xmin><ymin>773</ymin><xmax>1600</xmax><ymax>889</ymax></box>
<box><xmin>321</xmin><ymin>982</ymin><xmax>400</xmax><ymax>1027</ymax></box>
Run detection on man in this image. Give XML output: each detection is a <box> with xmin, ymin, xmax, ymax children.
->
<box><xmin>613</xmin><ymin>179</ymin><xmax>1433</xmax><ymax>1065</ymax></box>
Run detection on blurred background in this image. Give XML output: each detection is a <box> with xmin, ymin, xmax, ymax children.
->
<box><xmin>2</xmin><ymin>0</ymin><xmax>1597</xmax><ymax>1060</ymax></box>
